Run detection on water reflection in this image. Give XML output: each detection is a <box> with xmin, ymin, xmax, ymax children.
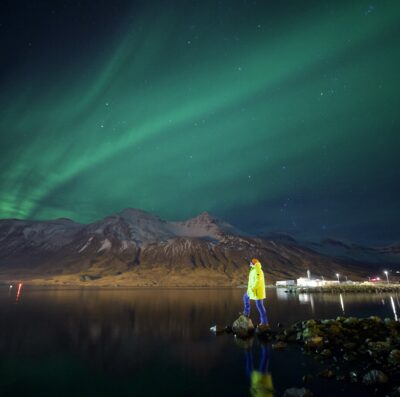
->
<box><xmin>238</xmin><ymin>338</ymin><xmax>274</xmax><ymax>397</ymax></box>
<box><xmin>15</xmin><ymin>283</ymin><xmax>23</xmax><ymax>304</ymax></box>
<box><xmin>0</xmin><ymin>287</ymin><xmax>399</xmax><ymax>396</ymax></box>
<box><xmin>276</xmin><ymin>288</ymin><xmax>399</xmax><ymax>321</ymax></box>
<box><xmin>310</xmin><ymin>293</ymin><xmax>315</xmax><ymax>314</ymax></box>
<box><xmin>297</xmin><ymin>293</ymin><xmax>315</xmax><ymax>314</ymax></box>
<box><xmin>390</xmin><ymin>296</ymin><xmax>398</xmax><ymax>321</ymax></box>
<box><xmin>339</xmin><ymin>293</ymin><xmax>345</xmax><ymax>315</ymax></box>
<box><xmin>247</xmin><ymin>345</ymin><xmax>274</xmax><ymax>397</ymax></box>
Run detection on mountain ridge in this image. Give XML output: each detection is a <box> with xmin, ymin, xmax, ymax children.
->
<box><xmin>0</xmin><ymin>209</ymin><xmax>397</xmax><ymax>286</ymax></box>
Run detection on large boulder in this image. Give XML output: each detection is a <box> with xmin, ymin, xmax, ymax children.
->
<box><xmin>388</xmin><ymin>349</ymin><xmax>400</xmax><ymax>365</ymax></box>
<box><xmin>232</xmin><ymin>315</ymin><xmax>254</xmax><ymax>338</ymax></box>
<box><xmin>362</xmin><ymin>369</ymin><xmax>389</xmax><ymax>385</ymax></box>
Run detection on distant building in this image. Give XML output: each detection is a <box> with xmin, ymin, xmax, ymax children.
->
<box><xmin>322</xmin><ymin>280</ymin><xmax>340</xmax><ymax>286</ymax></box>
<box><xmin>276</xmin><ymin>280</ymin><xmax>296</xmax><ymax>287</ymax></box>
<box><xmin>297</xmin><ymin>278</ymin><xmax>340</xmax><ymax>287</ymax></box>
<box><xmin>297</xmin><ymin>277</ymin><xmax>323</xmax><ymax>287</ymax></box>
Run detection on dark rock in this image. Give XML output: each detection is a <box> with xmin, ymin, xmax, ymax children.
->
<box><xmin>233</xmin><ymin>335</ymin><xmax>254</xmax><ymax>349</ymax></box>
<box><xmin>343</xmin><ymin>342</ymin><xmax>357</xmax><ymax>350</ymax></box>
<box><xmin>384</xmin><ymin>318</ymin><xmax>394</xmax><ymax>325</ymax></box>
<box><xmin>369</xmin><ymin>316</ymin><xmax>383</xmax><ymax>323</ymax></box>
<box><xmin>287</xmin><ymin>334</ymin><xmax>297</xmax><ymax>342</ymax></box>
<box><xmin>320</xmin><ymin>349</ymin><xmax>332</xmax><ymax>357</ymax></box>
<box><xmin>388</xmin><ymin>349</ymin><xmax>400</xmax><ymax>365</ymax></box>
<box><xmin>349</xmin><ymin>371</ymin><xmax>358</xmax><ymax>382</ymax></box>
<box><xmin>326</xmin><ymin>323</ymin><xmax>342</xmax><ymax>336</ymax></box>
<box><xmin>255</xmin><ymin>324</ymin><xmax>272</xmax><ymax>336</ymax></box>
<box><xmin>343</xmin><ymin>354</ymin><xmax>357</xmax><ymax>361</ymax></box>
<box><xmin>343</xmin><ymin>353</ymin><xmax>357</xmax><ymax>361</ymax></box>
<box><xmin>276</xmin><ymin>333</ymin><xmax>288</xmax><ymax>342</ymax></box>
<box><xmin>343</xmin><ymin>317</ymin><xmax>359</xmax><ymax>326</ymax></box>
<box><xmin>302</xmin><ymin>374</ymin><xmax>313</xmax><ymax>384</ymax></box>
<box><xmin>272</xmin><ymin>341</ymin><xmax>287</xmax><ymax>350</ymax></box>
<box><xmin>367</xmin><ymin>340</ymin><xmax>390</xmax><ymax>353</ymax></box>
<box><xmin>362</xmin><ymin>369</ymin><xmax>389</xmax><ymax>385</ymax></box>
<box><xmin>318</xmin><ymin>369</ymin><xmax>335</xmax><ymax>378</ymax></box>
<box><xmin>284</xmin><ymin>326</ymin><xmax>296</xmax><ymax>336</ymax></box>
<box><xmin>304</xmin><ymin>336</ymin><xmax>323</xmax><ymax>348</ymax></box>
<box><xmin>283</xmin><ymin>387</ymin><xmax>314</xmax><ymax>397</ymax></box>
<box><xmin>390</xmin><ymin>386</ymin><xmax>400</xmax><ymax>397</ymax></box>
<box><xmin>232</xmin><ymin>315</ymin><xmax>254</xmax><ymax>338</ymax></box>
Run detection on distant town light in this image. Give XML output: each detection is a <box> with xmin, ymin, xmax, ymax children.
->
<box><xmin>370</xmin><ymin>277</ymin><xmax>381</xmax><ymax>282</ymax></box>
<box><xmin>384</xmin><ymin>270</ymin><xmax>389</xmax><ymax>284</ymax></box>
<box><xmin>336</xmin><ymin>273</ymin><xmax>340</xmax><ymax>282</ymax></box>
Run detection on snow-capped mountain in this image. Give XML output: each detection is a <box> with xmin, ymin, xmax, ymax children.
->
<box><xmin>0</xmin><ymin>209</ymin><xmax>392</xmax><ymax>286</ymax></box>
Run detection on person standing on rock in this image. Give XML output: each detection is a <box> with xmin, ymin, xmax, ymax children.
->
<box><xmin>242</xmin><ymin>258</ymin><xmax>269</xmax><ymax>330</ymax></box>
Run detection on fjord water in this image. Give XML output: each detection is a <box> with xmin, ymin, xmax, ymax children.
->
<box><xmin>0</xmin><ymin>287</ymin><xmax>399</xmax><ymax>397</ymax></box>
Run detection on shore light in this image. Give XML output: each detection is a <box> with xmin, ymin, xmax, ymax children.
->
<box><xmin>384</xmin><ymin>270</ymin><xmax>389</xmax><ymax>284</ymax></box>
<box><xmin>336</xmin><ymin>273</ymin><xmax>340</xmax><ymax>282</ymax></box>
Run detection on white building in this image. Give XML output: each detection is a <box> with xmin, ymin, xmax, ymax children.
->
<box><xmin>276</xmin><ymin>280</ymin><xmax>296</xmax><ymax>287</ymax></box>
<box><xmin>297</xmin><ymin>277</ymin><xmax>340</xmax><ymax>287</ymax></box>
<box><xmin>297</xmin><ymin>277</ymin><xmax>323</xmax><ymax>287</ymax></box>
<box><xmin>323</xmin><ymin>280</ymin><xmax>340</xmax><ymax>286</ymax></box>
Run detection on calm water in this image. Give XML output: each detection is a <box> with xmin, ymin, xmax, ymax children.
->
<box><xmin>0</xmin><ymin>287</ymin><xmax>399</xmax><ymax>396</ymax></box>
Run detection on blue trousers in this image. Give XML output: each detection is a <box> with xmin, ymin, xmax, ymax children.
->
<box><xmin>243</xmin><ymin>292</ymin><xmax>268</xmax><ymax>324</ymax></box>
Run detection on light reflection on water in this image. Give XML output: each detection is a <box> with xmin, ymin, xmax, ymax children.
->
<box><xmin>0</xmin><ymin>287</ymin><xmax>399</xmax><ymax>397</ymax></box>
<box><xmin>391</xmin><ymin>296</ymin><xmax>398</xmax><ymax>321</ymax></box>
<box><xmin>276</xmin><ymin>288</ymin><xmax>400</xmax><ymax>323</ymax></box>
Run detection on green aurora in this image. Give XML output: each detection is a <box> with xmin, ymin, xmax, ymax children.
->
<box><xmin>0</xmin><ymin>0</ymin><xmax>399</xmax><ymax>242</ymax></box>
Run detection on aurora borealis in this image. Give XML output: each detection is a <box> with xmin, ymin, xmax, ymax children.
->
<box><xmin>0</xmin><ymin>0</ymin><xmax>399</xmax><ymax>243</ymax></box>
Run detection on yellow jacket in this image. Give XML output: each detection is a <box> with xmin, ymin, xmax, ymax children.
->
<box><xmin>247</xmin><ymin>261</ymin><xmax>266</xmax><ymax>300</ymax></box>
<box><xmin>250</xmin><ymin>371</ymin><xmax>274</xmax><ymax>397</ymax></box>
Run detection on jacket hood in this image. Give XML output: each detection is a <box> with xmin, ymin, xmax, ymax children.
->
<box><xmin>251</xmin><ymin>261</ymin><xmax>262</xmax><ymax>270</ymax></box>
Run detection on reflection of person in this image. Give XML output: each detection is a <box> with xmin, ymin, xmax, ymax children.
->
<box><xmin>243</xmin><ymin>258</ymin><xmax>269</xmax><ymax>329</ymax></box>
<box><xmin>245</xmin><ymin>345</ymin><xmax>274</xmax><ymax>397</ymax></box>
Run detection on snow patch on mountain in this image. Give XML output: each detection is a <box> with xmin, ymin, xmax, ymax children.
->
<box><xmin>97</xmin><ymin>239</ymin><xmax>112</xmax><ymax>252</ymax></box>
<box><xmin>120</xmin><ymin>240</ymin><xmax>130</xmax><ymax>251</ymax></box>
<box><xmin>78</xmin><ymin>236</ymin><xmax>94</xmax><ymax>253</ymax></box>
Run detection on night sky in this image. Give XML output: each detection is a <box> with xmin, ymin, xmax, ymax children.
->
<box><xmin>0</xmin><ymin>0</ymin><xmax>399</xmax><ymax>243</ymax></box>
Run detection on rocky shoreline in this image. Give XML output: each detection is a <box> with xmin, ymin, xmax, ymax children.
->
<box><xmin>212</xmin><ymin>315</ymin><xmax>400</xmax><ymax>396</ymax></box>
<box><xmin>276</xmin><ymin>316</ymin><xmax>400</xmax><ymax>395</ymax></box>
